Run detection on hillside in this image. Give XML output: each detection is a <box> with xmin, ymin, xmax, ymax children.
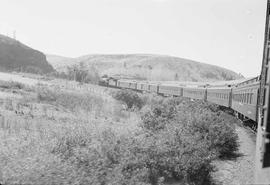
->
<box><xmin>45</xmin><ymin>54</ymin><xmax>77</xmax><ymax>70</ymax></box>
<box><xmin>46</xmin><ymin>54</ymin><xmax>243</xmax><ymax>82</ymax></box>
<box><xmin>0</xmin><ymin>34</ymin><xmax>54</xmax><ymax>74</ymax></box>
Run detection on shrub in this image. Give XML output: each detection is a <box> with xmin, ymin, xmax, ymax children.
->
<box><xmin>140</xmin><ymin>100</ymin><xmax>177</xmax><ymax>131</ymax></box>
<box><xmin>36</xmin><ymin>87</ymin><xmax>57</xmax><ymax>102</ymax></box>
<box><xmin>50</xmin><ymin>126</ymin><xmax>214</xmax><ymax>185</ymax></box>
<box><xmin>66</xmin><ymin>63</ymin><xmax>100</xmax><ymax>84</ymax></box>
<box><xmin>139</xmin><ymin>94</ymin><xmax>163</xmax><ymax>107</ymax></box>
<box><xmin>36</xmin><ymin>87</ymin><xmax>104</xmax><ymax>113</ymax></box>
<box><xmin>140</xmin><ymin>97</ymin><xmax>239</xmax><ymax>183</ymax></box>
<box><xmin>113</xmin><ymin>89</ymin><xmax>144</xmax><ymax>110</ymax></box>
<box><xmin>0</xmin><ymin>80</ymin><xmax>25</xmax><ymax>90</ymax></box>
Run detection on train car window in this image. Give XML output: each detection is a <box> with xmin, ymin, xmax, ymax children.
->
<box><xmin>239</xmin><ymin>94</ymin><xmax>241</xmax><ymax>102</ymax></box>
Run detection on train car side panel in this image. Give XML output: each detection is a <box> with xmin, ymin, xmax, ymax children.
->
<box><xmin>183</xmin><ymin>87</ymin><xmax>206</xmax><ymax>100</ymax></box>
<box><xmin>207</xmin><ymin>88</ymin><xmax>232</xmax><ymax>107</ymax></box>
<box><xmin>159</xmin><ymin>84</ymin><xmax>183</xmax><ymax>96</ymax></box>
<box><xmin>149</xmin><ymin>83</ymin><xmax>159</xmax><ymax>93</ymax></box>
<box><xmin>231</xmin><ymin>82</ymin><xmax>259</xmax><ymax>121</ymax></box>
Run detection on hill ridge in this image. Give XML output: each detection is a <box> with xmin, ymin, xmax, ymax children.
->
<box><xmin>47</xmin><ymin>53</ymin><xmax>243</xmax><ymax>82</ymax></box>
<box><xmin>0</xmin><ymin>34</ymin><xmax>54</xmax><ymax>74</ymax></box>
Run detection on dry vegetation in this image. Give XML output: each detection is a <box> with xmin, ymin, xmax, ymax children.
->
<box><xmin>0</xmin><ymin>80</ymin><xmax>240</xmax><ymax>185</ymax></box>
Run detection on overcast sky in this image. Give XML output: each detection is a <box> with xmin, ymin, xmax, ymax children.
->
<box><xmin>0</xmin><ymin>0</ymin><xmax>267</xmax><ymax>77</ymax></box>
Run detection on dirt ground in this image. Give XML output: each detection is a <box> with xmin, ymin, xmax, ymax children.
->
<box><xmin>211</xmin><ymin>124</ymin><xmax>256</xmax><ymax>185</ymax></box>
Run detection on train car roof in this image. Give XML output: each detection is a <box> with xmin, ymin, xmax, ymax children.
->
<box><xmin>235</xmin><ymin>76</ymin><xmax>260</xmax><ymax>87</ymax></box>
<box><xmin>207</xmin><ymin>87</ymin><xmax>232</xmax><ymax>90</ymax></box>
<box><xmin>159</xmin><ymin>83</ymin><xmax>183</xmax><ymax>87</ymax></box>
<box><xmin>183</xmin><ymin>87</ymin><xmax>206</xmax><ymax>90</ymax></box>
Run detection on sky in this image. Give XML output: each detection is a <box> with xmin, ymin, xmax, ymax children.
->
<box><xmin>0</xmin><ymin>0</ymin><xmax>267</xmax><ymax>77</ymax></box>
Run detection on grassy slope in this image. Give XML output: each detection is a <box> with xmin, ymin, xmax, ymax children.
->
<box><xmin>46</xmin><ymin>54</ymin><xmax>243</xmax><ymax>82</ymax></box>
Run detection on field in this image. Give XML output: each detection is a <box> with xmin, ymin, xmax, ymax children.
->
<box><xmin>0</xmin><ymin>72</ymin><xmax>242</xmax><ymax>185</ymax></box>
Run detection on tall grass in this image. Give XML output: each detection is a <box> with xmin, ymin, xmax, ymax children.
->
<box><xmin>0</xmin><ymin>80</ymin><xmax>25</xmax><ymax>90</ymax></box>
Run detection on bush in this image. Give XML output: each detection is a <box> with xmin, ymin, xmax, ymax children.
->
<box><xmin>36</xmin><ymin>87</ymin><xmax>104</xmax><ymax>113</ymax></box>
<box><xmin>139</xmin><ymin>97</ymin><xmax>239</xmax><ymax>183</ymax></box>
<box><xmin>65</xmin><ymin>63</ymin><xmax>100</xmax><ymax>84</ymax></box>
<box><xmin>140</xmin><ymin>99</ymin><xmax>177</xmax><ymax>131</ymax></box>
<box><xmin>113</xmin><ymin>89</ymin><xmax>144</xmax><ymax>110</ymax></box>
<box><xmin>50</xmin><ymin>126</ymin><xmax>214</xmax><ymax>185</ymax></box>
<box><xmin>0</xmin><ymin>80</ymin><xmax>25</xmax><ymax>90</ymax></box>
<box><xmin>36</xmin><ymin>87</ymin><xmax>57</xmax><ymax>102</ymax></box>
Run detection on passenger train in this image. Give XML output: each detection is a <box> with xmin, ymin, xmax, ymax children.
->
<box><xmin>100</xmin><ymin>2</ymin><xmax>270</xmax><ymax>182</ymax></box>
<box><xmin>101</xmin><ymin>76</ymin><xmax>260</xmax><ymax>129</ymax></box>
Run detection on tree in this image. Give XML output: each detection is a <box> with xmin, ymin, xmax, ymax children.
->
<box><xmin>174</xmin><ymin>73</ymin><xmax>179</xmax><ymax>81</ymax></box>
<box><xmin>66</xmin><ymin>63</ymin><xmax>100</xmax><ymax>84</ymax></box>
